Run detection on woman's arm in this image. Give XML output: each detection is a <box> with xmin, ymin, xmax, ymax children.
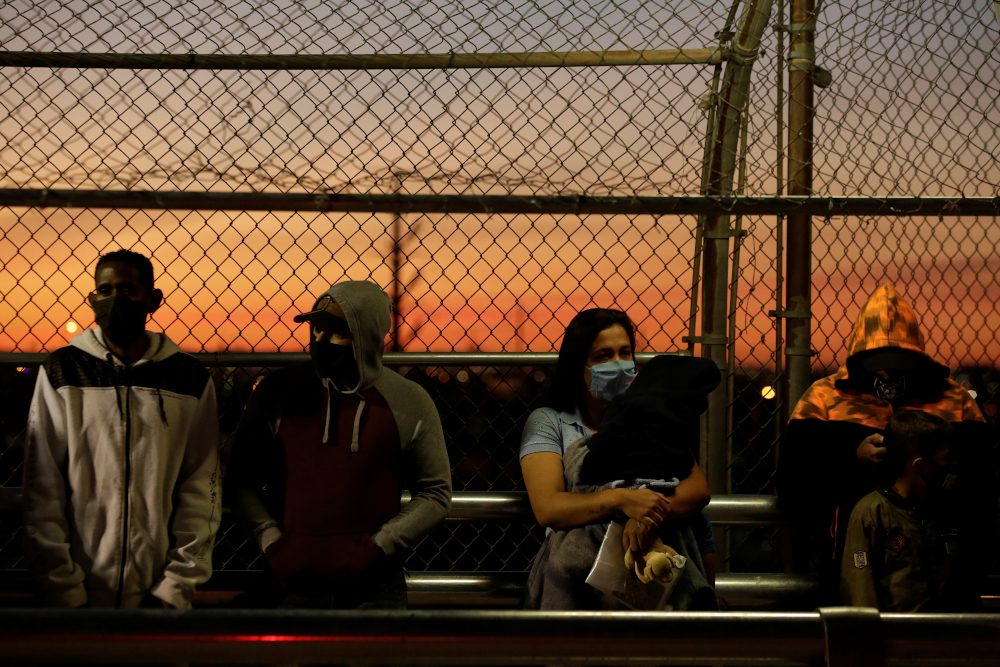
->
<box><xmin>522</xmin><ymin>452</ymin><xmax>671</xmax><ymax>530</ymax></box>
<box><xmin>663</xmin><ymin>462</ymin><xmax>712</xmax><ymax>520</ymax></box>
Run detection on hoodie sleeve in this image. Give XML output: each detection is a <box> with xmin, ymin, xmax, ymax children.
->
<box><xmin>22</xmin><ymin>367</ymin><xmax>89</xmax><ymax>608</ymax></box>
<box><xmin>372</xmin><ymin>386</ymin><xmax>452</xmax><ymax>558</ymax></box>
<box><xmin>150</xmin><ymin>379</ymin><xmax>221</xmax><ymax>609</ymax></box>
<box><xmin>225</xmin><ymin>375</ymin><xmax>284</xmax><ymax>550</ymax></box>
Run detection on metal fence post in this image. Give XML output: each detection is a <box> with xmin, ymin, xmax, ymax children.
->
<box><xmin>694</xmin><ymin>0</ymin><xmax>774</xmax><ymax>500</ymax></box>
<box><xmin>784</xmin><ymin>0</ymin><xmax>817</xmax><ymax>416</ymax></box>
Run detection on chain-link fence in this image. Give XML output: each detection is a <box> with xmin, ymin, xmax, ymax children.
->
<box><xmin>1</xmin><ymin>0</ymin><xmax>998</xmax><ymax>578</ymax></box>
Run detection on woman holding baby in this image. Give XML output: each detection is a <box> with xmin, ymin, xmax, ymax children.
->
<box><xmin>519</xmin><ymin>308</ymin><xmax>718</xmax><ymax>610</ymax></box>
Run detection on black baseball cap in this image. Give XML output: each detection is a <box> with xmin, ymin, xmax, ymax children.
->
<box><xmin>293</xmin><ymin>295</ymin><xmax>352</xmax><ymax>335</ymax></box>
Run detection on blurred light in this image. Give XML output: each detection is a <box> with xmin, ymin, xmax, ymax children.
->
<box><xmin>967</xmin><ymin>390</ymin><xmax>977</xmax><ymax>399</ymax></box>
<box><xmin>66</xmin><ymin>321</ymin><xmax>79</xmax><ymax>333</ymax></box>
<box><xmin>15</xmin><ymin>367</ymin><xmax>27</xmax><ymax>373</ymax></box>
<box><xmin>533</xmin><ymin>370</ymin><xmax>546</xmax><ymax>383</ymax></box>
<box><xmin>253</xmin><ymin>378</ymin><xmax>262</xmax><ymax>390</ymax></box>
<box><xmin>456</xmin><ymin>370</ymin><xmax>469</xmax><ymax>383</ymax></box>
<box><xmin>985</xmin><ymin>404</ymin><xmax>997</xmax><ymax>417</ymax></box>
<box><xmin>437</xmin><ymin>371</ymin><xmax>450</xmax><ymax>383</ymax></box>
<box><xmin>761</xmin><ymin>386</ymin><xmax>776</xmax><ymax>400</ymax></box>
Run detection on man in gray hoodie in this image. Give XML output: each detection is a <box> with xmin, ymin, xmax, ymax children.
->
<box><xmin>227</xmin><ymin>280</ymin><xmax>452</xmax><ymax>608</ymax></box>
<box><xmin>23</xmin><ymin>249</ymin><xmax>221</xmax><ymax>608</ymax></box>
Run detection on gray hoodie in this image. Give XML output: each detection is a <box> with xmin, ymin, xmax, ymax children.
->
<box><xmin>227</xmin><ymin>281</ymin><xmax>452</xmax><ymax>586</ymax></box>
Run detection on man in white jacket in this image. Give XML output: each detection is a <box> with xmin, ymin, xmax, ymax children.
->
<box><xmin>23</xmin><ymin>250</ymin><xmax>221</xmax><ymax>608</ymax></box>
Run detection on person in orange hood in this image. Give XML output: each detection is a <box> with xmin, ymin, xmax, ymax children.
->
<box><xmin>776</xmin><ymin>283</ymin><xmax>993</xmax><ymax>607</ymax></box>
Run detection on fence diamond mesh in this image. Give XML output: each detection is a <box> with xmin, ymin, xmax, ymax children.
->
<box><xmin>0</xmin><ymin>0</ymin><xmax>998</xmax><ymax>579</ymax></box>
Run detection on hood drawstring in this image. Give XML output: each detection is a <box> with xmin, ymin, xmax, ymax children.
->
<box><xmin>107</xmin><ymin>353</ymin><xmax>125</xmax><ymax>421</ymax></box>
<box><xmin>321</xmin><ymin>378</ymin><xmax>334</xmax><ymax>444</ymax></box>
<box><xmin>93</xmin><ymin>332</ymin><xmax>177</xmax><ymax>427</ymax></box>
<box><xmin>320</xmin><ymin>377</ymin><xmax>366</xmax><ymax>451</ymax></box>
<box><xmin>156</xmin><ymin>387</ymin><xmax>169</xmax><ymax>426</ymax></box>
<box><xmin>350</xmin><ymin>397</ymin><xmax>366</xmax><ymax>453</ymax></box>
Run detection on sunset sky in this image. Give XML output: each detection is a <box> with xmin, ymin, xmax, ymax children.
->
<box><xmin>0</xmin><ymin>0</ymin><xmax>997</xmax><ymax>373</ymax></box>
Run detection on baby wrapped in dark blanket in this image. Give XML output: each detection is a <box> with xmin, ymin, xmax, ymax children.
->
<box><xmin>579</xmin><ymin>354</ymin><xmax>722</xmax><ymax>487</ymax></box>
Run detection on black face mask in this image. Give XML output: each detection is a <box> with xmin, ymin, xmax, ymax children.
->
<box><xmin>92</xmin><ymin>296</ymin><xmax>148</xmax><ymax>349</ymax></box>
<box><xmin>874</xmin><ymin>375</ymin><xmax>906</xmax><ymax>401</ymax></box>
<box><xmin>311</xmin><ymin>340</ymin><xmax>357</xmax><ymax>384</ymax></box>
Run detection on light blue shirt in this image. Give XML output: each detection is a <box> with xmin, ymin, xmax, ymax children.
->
<box><xmin>520</xmin><ymin>407</ymin><xmax>716</xmax><ymax>553</ymax></box>
<box><xmin>519</xmin><ymin>407</ymin><xmax>591</xmax><ymax>460</ymax></box>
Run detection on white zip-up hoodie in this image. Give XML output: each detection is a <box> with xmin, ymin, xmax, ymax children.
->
<box><xmin>23</xmin><ymin>327</ymin><xmax>221</xmax><ymax>608</ymax></box>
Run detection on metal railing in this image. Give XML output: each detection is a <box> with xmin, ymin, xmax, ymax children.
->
<box><xmin>0</xmin><ymin>189</ymin><xmax>995</xmax><ymax>216</ymax></box>
<box><xmin>0</xmin><ymin>489</ymin><xmax>807</xmax><ymax>608</ymax></box>
<box><xmin>1</xmin><ymin>608</ymin><xmax>999</xmax><ymax>665</ymax></box>
<box><xmin>0</xmin><ymin>350</ymin><xmax>687</xmax><ymax>367</ymax></box>
<box><xmin>0</xmin><ymin>488</ymin><xmax>787</xmax><ymax>525</ymax></box>
<box><xmin>0</xmin><ymin>48</ymin><xmax>737</xmax><ymax>69</ymax></box>
<box><xmin>0</xmin><ymin>568</ymin><xmax>824</xmax><ymax>610</ymax></box>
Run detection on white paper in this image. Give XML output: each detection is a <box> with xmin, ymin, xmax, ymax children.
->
<box><xmin>585</xmin><ymin>523</ymin><xmax>685</xmax><ymax>611</ymax></box>
<box><xmin>585</xmin><ymin>521</ymin><xmax>630</xmax><ymax>594</ymax></box>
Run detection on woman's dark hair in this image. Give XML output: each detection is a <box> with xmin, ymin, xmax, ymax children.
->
<box><xmin>546</xmin><ymin>308</ymin><xmax>637</xmax><ymax>415</ymax></box>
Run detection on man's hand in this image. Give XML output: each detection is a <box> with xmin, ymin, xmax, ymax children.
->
<box><xmin>622</xmin><ymin>518</ymin><xmax>655</xmax><ymax>553</ymax></box>
<box><xmin>260</xmin><ymin>526</ymin><xmax>283</xmax><ymax>553</ymax></box>
<box><xmin>856</xmin><ymin>434</ymin><xmax>886</xmax><ymax>466</ymax></box>
<box><xmin>618</xmin><ymin>488</ymin><xmax>671</xmax><ymax>526</ymax></box>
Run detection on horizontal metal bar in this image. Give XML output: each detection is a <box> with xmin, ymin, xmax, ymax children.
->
<box><xmin>403</xmin><ymin>491</ymin><xmax>534</xmax><ymax>523</ymax></box>
<box><xmin>2</xmin><ymin>608</ymin><xmax>1000</xmax><ymax>665</ymax></box>
<box><xmin>0</xmin><ymin>608</ymin><xmax>828</xmax><ymax>665</ymax></box>
<box><xmin>769</xmin><ymin>309</ymin><xmax>812</xmax><ymax>319</ymax></box>
<box><xmin>702</xmin><ymin>494</ymin><xmax>787</xmax><ymax>526</ymax></box>
<box><xmin>407</xmin><ymin>572</ymin><xmax>823</xmax><ymax>610</ymax></box>
<box><xmin>6</xmin><ymin>569</ymin><xmax>1000</xmax><ymax>613</ymax></box>
<box><xmin>385</xmin><ymin>351</ymin><xmax>687</xmax><ymax>366</ymax></box>
<box><xmin>1</xmin><ymin>489</ymin><xmax>783</xmax><ymax>525</ymax></box>
<box><xmin>0</xmin><ymin>48</ymin><xmax>724</xmax><ymax>70</ymax></box>
<box><xmin>0</xmin><ymin>190</ymin><xmax>997</xmax><ymax>216</ymax></box>
<box><xmin>426</xmin><ymin>492</ymin><xmax>787</xmax><ymax>526</ymax></box>
<box><xmin>683</xmin><ymin>335</ymin><xmax>728</xmax><ymax>345</ymax></box>
<box><xmin>406</xmin><ymin>571</ymin><xmax>530</xmax><ymax>607</ymax></box>
<box><xmin>0</xmin><ymin>569</ymin><xmax>823</xmax><ymax>609</ymax></box>
<box><xmin>0</xmin><ymin>351</ymin><xmax>686</xmax><ymax>367</ymax></box>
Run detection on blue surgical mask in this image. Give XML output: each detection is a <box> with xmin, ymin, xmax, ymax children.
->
<box><xmin>588</xmin><ymin>360</ymin><xmax>637</xmax><ymax>400</ymax></box>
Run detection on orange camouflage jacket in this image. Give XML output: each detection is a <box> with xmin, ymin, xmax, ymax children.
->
<box><xmin>790</xmin><ymin>282</ymin><xmax>983</xmax><ymax>428</ymax></box>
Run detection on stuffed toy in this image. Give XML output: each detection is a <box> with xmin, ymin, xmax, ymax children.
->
<box><xmin>624</xmin><ymin>537</ymin><xmax>687</xmax><ymax>584</ymax></box>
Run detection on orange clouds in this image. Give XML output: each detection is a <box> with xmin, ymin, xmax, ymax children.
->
<box><xmin>3</xmin><ymin>206</ymin><xmax>997</xmax><ymax>374</ymax></box>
